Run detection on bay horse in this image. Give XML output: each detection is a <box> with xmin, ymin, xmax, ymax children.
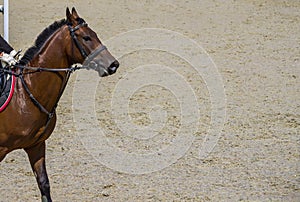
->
<box><xmin>0</xmin><ymin>8</ymin><xmax>119</xmax><ymax>202</ymax></box>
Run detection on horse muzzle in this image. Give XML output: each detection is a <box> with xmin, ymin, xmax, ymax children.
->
<box><xmin>93</xmin><ymin>59</ymin><xmax>119</xmax><ymax>77</ymax></box>
<box><xmin>83</xmin><ymin>46</ymin><xmax>119</xmax><ymax>77</ymax></box>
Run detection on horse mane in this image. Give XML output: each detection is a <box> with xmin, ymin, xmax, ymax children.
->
<box><xmin>19</xmin><ymin>19</ymin><xmax>68</xmax><ymax>65</ymax></box>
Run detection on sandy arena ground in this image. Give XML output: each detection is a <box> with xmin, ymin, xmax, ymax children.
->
<box><xmin>0</xmin><ymin>0</ymin><xmax>299</xmax><ymax>201</ymax></box>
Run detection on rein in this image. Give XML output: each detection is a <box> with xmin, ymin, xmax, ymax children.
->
<box><xmin>6</xmin><ymin>64</ymin><xmax>82</xmax><ymax>119</ymax></box>
<box><xmin>12</xmin><ymin>64</ymin><xmax>82</xmax><ymax>73</ymax></box>
<box><xmin>4</xmin><ymin>64</ymin><xmax>81</xmax><ymax>119</ymax></box>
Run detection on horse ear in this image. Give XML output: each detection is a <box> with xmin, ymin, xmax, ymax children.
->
<box><xmin>66</xmin><ymin>7</ymin><xmax>72</xmax><ymax>21</ymax></box>
<box><xmin>71</xmin><ymin>7</ymin><xmax>79</xmax><ymax>18</ymax></box>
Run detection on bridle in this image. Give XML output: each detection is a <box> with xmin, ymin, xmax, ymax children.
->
<box><xmin>68</xmin><ymin>22</ymin><xmax>89</xmax><ymax>58</ymax></box>
<box><xmin>68</xmin><ymin>22</ymin><xmax>107</xmax><ymax>60</ymax></box>
<box><xmin>3</xmin><ymin>21</ymin><xmax>107</xmax><ymax>126</ymax></box>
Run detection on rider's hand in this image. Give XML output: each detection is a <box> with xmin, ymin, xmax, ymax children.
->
<box><xmin>0</xmin><ymin>50</ymin><xmax>18</xmax><ymax>66</ymax></box>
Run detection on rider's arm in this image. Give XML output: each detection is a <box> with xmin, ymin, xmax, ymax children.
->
<box><xmin>0</xmin><ymin>35</ymin><xmax>13</xmax><ymax>53</ymax></box>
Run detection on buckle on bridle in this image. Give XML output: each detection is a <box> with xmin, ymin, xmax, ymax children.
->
<box><xmin>68</xmin><ymin>22</ymin><xmax>88</xmax><ymax>33</ymax></box>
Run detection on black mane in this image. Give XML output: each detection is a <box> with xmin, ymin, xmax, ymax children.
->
<box><xmin>19</xmin><ymin>19</ymin><xmax>68</xmax><ymax>65</ymax></box>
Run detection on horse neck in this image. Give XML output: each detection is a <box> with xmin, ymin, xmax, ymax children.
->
<box><xmin>23</xmin><ymin>27</ymin><xmax>72</xmax><ymax>113</ymax></box>
<box><xmin>30</xmin><ymin>26</ymin><xmax>72</xmax><ymax>68</ymax></box>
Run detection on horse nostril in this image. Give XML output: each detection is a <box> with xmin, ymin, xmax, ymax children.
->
<box><xmin>112</xmin><ymin>60</ymin><xmax>119</xmax><ymax>69</ymax></box>
<box><xmin>108</xmin><ymin>60</ymin><xmax>119</xmax><ymax>74</ymax></box>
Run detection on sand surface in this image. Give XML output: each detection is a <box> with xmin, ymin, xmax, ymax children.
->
<box><xmin>0</xmin><ymin>0</ymin><xmax>299</xmax><ymax>201</ymax></box>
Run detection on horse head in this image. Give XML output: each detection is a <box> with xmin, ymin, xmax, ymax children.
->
<box><xmin>66</xmin><ymin>7</ymin><xmax>119</xmax><ymax>77</ymax></box>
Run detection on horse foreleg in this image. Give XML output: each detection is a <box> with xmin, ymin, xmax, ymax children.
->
<box><xmin>25</xmin><ymin>142</ymin><xmax>52</xmax><ymax>202</ymax></box>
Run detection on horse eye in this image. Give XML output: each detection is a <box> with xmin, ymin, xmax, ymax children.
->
<box><xmin>83</xmin><ymin>36</ymin><xmax>92</xmax><ymax>41</ymax></box>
